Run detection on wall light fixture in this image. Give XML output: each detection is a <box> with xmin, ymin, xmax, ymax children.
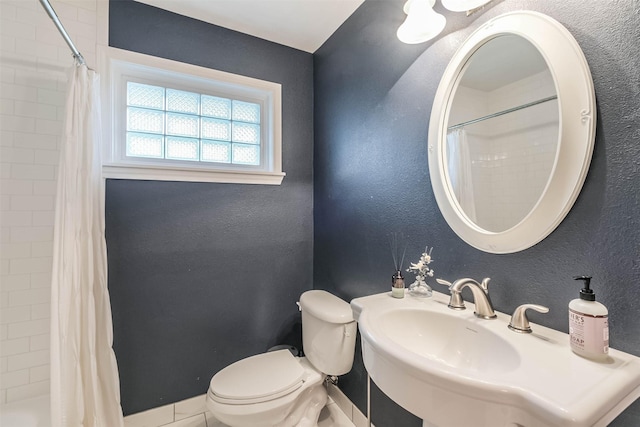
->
<box><xmin>397</xmin><ymin>0</ymin><xmax>491</xmax><ymax>44</ymax></box>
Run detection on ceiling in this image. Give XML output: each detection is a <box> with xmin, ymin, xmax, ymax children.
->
<box><xmin>135</xmin><ymin>0</ymin><xmax>365</xmax><ymax>53</ymax></box>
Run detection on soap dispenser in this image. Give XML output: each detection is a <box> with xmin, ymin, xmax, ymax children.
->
<box><xmin>569</xmin><ymin>276</ymin><xmax>609</xmax><ymax>361</ymax></box>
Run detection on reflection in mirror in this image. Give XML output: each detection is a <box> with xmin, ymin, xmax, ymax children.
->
<box><xmin>446</xmin><ymin>35</ymin><xmax>559</xmax><ymax>233</ymax></box>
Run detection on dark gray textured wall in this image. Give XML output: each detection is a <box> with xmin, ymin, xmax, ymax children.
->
<box><xmin>107</xmin><ymin>0</ymin><xmax>313</xmax><ymax>415</ymax></box>
<box><xmin>314</xmin><ymin>0</ymin><xmax>640</xmax><ymax>426</ymax></box>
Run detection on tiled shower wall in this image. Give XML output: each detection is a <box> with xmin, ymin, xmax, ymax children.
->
<box><xmin>0</xmin><ymin>0</ymin><xmax>99</xmax><ymax>404</ymax></box>
<box><xmin>451</xmin><ymin>70</ymin><xmax>558</xmax><ymax>231</ymax></box>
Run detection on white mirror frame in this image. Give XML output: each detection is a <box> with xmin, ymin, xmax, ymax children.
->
<box><xmin>428</xmin><ymin>11</ymin><xmax>596</xmax><ymax>254</ymax></box>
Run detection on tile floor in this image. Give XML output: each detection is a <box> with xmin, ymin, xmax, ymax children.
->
<box><xmin>123</xmin><ymin>384</ymin><xmax>371</xmax><ymax>427</ymax></box>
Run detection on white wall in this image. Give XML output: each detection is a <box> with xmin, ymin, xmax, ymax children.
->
<box><xmin>0</xmin><ymin>0</ymin><xmax>99</xmax><ymax>404</ymax></box>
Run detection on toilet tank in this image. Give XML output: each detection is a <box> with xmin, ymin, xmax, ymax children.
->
<box><xmin>299</xmin><ymin>290</ymin><xmax>356</xmax><ymax>376</ymax></box>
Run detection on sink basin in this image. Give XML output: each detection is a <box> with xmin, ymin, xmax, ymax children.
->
<box><xmin>351</xmin><ymin>291</ymin><xmax>640</xmax><ymax>427</ymax></box>
<box><xmin>373</xmin><ymin>308</ymin><xmax>520</xmax><ymax>374</ymax></box>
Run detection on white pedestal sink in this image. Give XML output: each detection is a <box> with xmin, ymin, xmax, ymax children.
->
<box><xmin>351</xmin><ymin>290</ymin><xmax>640</xmax><ymax>427</ymax></box>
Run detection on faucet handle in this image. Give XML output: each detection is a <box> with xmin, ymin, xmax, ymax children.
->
<box><xmin>436</xmin><ymin>278</ymin><xmax>452</xmax><ymax>288</ymax></box>
<box><xmin>508</xmin><ymin>304</ymin><xmax>549</xmax><ymax>334</ymax></box>
<box><xmin>480</xmin><ymin>278</ymin><xmax>491</xmax><ymax>293</ymax></box>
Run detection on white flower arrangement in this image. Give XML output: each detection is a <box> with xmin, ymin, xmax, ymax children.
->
<box><xmin>406</xmin><ymin>246</ymin><xmax>434</xmax><ymax>297</ymax></box>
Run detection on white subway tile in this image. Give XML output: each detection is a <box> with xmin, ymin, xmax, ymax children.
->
<box><xmin>33</xmin><ymin>149</ymin><xmax>58</xmax><ymax>166</ymax></box>
<box><xmin>32</xmin><ymin>180</ymin><xmax>56</xmax><ymax>195</ymax></box>
<box><xmin>0</xmin><ymin>182</ymin><xmax>33</xmax><ymax>201</ymax></box>
<box><xmin>0</xmin><ymin>258</ymin><xmax>8</xmax><ymax>275</ymax></box>
<box><xmin>204</xmin><ymin>412</ymin><xmax>227</xmax><ymax>427</ymax></box>
<box><xmin>15</xmin><ymin>4</ymin><xmax>43</xmax><ymax>26</ymax></box>
<box><xmin>9</xmin><ymin>256</ymin><xmax>51</xmax><ymax>275</ymax></box>
<box><xmin>29</xmin><ymin>333</ymin><xmax>49</xmax><ymax>351</ymax></box>
<box><xmin>77</xmin><ymin>7</ymin><xmax>96</xmax><ymax>25</ymax></box>
<box><xmin>0</xmin><ymin>114</ymin><xmax>35</xmax><ymax>133</ymax></box>
<box><xmin>29</xmin><ymin>364</ymin><xmax>49</xmax><ymax>383</ymax></box>
<box><xmin>124</xmin><ymin>403</ymin><xmax>175</xmax><ymax>427</ymax></box>
<box><xmin>10</xmin><ymin>195</ymin><xmax>53</xmax><ymax>211</ymax></box>
<box><xmin>30</xmin><ymin>241</ymin><xmax>53</xmax><ymax>257</ymax></box>
<box><xmin>0</xmin><ymin>196</ymin><xmax>10</xmax><ymax>211</ymax></box>
<box><xmin>65</xmin><ymin>0</ymin><xmax>97</xmax><ymax>12</ymax></box>
<box><xmin>10</xmin><ymin>163</ymin><xmax>55</xmax><ymax>180</ymax></box>
<box><xmin>0</xmin><ymin>34</ymin><xmax>16</xmax><ymax>54</ymax></box>
<box><xmin>0</xmin><ymin>389</ymin><xmax>5</xmax><ymax>404</ymax></box>
<box><xmin>0</xmin><ymin>3</ymin><xmax>17</xmax><ymax>21</ymax></box>
<box><xmin>175</xmin><ymin>394</ymin><xmax>207</xmax><ymax>421</ymax></box>
<box><xmin>0</xmin><ymin>228</ymin><xmax>11</xmax><ymax>244</ymax></box>
<box><xmin>29</xmin><ymin>272</ymin><xmax>52</xmax><ymax>288</ymax></box>
<box><xmin>0</xmin><ymin>291</ymin><xmax>9</xmax><ymax>308</ymax></box>
<box><xmin>0</xmin><ymin>51</ymin><xmax>38</xmax><ymax>73</ymax></box>
<box><xmin>0</xmin><ymin>305</ymin><xmax>30</xmax><ymax>324</ymax></box>
<box><xmin>5</xmin><ymin>379</ymin><xmax>48</xmax><ymax>402</ymax></box>
<box><xmin>56</xmin><ymin>3</ymin><xmax>80</xmax><ymax>22</ymax></box>
<box><xmin>328</xmin><ymin>384</ymin><xmax>353</xmax><ymax>420</ymax></box>
<box><xmin>0</xmin><ymin>368</ymin><xmax>29</xmax><ymax>389</ymax></box>
<box><xmin>166</xmin><ymin>413</ymin><xmax>207</xmax><ymax>427</ymax></box>
<box><xmin>16</xmin><ymin>38</ymin><xmax>59</xmax><ymax>63</ymax></box>
<box><xmin>0</xmin><ymin>147</ymin><xmax>34</xmax><ymax>164</ymax></box>
<box><xmin>320</xmin><ymin>403</ymin><xmax>355</xmax><ymax>427</ymax></box>
<box><xmin>0</xmin><ymin>242</ymin><xmax>32</xmax><ymax>258</ymax></box>
<box><xmin>7</xmin><ymin>318</ymin><xmax>49</xmax><ymax>341</ymax></box>
<box><xmin>0</xmin><ymin>180</ymin><xmax>34</xmax><ymax>195</ymax></box>
<box><xmin>0</xmin><ymin>131</ymin><xmax>15</xmax><ymax>147</ymax></box>
<box><xmin>0</xmin><ymin>336</ymin><xmax>30</xmax><ymax>356</ymax></box>
<box><xmin>34</xmin><ymin>24</ymin><xmax>63</xmax><ymax>47</ymax></box>
<box><xmin>13</xmin><ymin>69</ymin><xmax>59</xmax><ymax>92</ymax></box>
<box><xmin>8</xmin><ymin>288</ymin><xmax>50</xmax><ymax>308</ymax></box>
<box><xmin>10</xmin><ymin>226</ymin><xmax>53</xmax><ymax>243</ymax></box>
<box><xmin>30</xmin><ymin>302</ymin><xmax>50</xmax><ymax>321</ymax></box>
<box><xmin>36</xmin><ymin>88</ymin><xmax>65</xmax><ymax>107</ymax></box>
<box><xmin>0</xmin><ymin>325</ymin><xmax>6</xmax><ymax>340</ymax></box>
<box><xmin>35</xmin><ymin>118</ymin><xmax>63</xmax><ymax>136</ymax></box>
<box><xmin>14</xmin><ymin>100</ymin><xmax>58</xmax><ymax>120</ymax></box>
<box><xmin>0</xmin><ymin>83</ymin><xmax>37</xmax><ymax>102</ymax></box>
<box><xmin>13</xmin><ymin>132</ymin><xmax>58</xmax><ymax>150</ymax></box>
<box><xmin>352</xmin><ymin>404</ymin><xmax>369</xmax><ymax>427</ymax></box>
<box><xmin>31</xmin><ymin>211</ymin><xmax>54</xmax><ymax>227</ymax></box>
<box><xmin>70</xmin><ymin>21</ymin><xmax>97</xmax><ymax>41</ymax></box>
<box><xmin>0</xmin><ymin>356</ymin><xmax>7</xmax><ymax>373</ymax></box>
<box><xmin>0</xmin><ymin>19</ymin><xmax>36</xmax><ymax>41</ymax></box>
<box><xmin>6</xmin><ymin>348</ymin><xmax>48</xmax><ymax>371</ymax></box>
<box><xmin>0</xmin><ymin>99</ymin><xmax>14</xmax><ymax>115</ymax></box>
<box><xmin>0</xmin><ymin>274</ymin><xmax>30</xmax><ymax>291</ymax></box>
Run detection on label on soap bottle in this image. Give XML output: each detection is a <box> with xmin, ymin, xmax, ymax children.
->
<box><xmin>569</xmin><ymin>309</ymin><xmax>609</xmax><ymax>355</ymax></box>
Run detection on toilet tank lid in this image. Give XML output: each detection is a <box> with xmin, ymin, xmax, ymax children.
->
<box><xmin>299</xmin><ymin>290</ymin><xmax>354</xmax><ymax>324</ymax></box>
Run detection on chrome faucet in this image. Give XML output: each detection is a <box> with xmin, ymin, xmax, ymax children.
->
<box><xmin>436</xmin><ymin>277</ymin><xmax>497</xmax><ymax>319</ymax></box>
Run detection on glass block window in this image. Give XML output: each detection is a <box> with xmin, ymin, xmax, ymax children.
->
<box><xmin>102</xmin><ymin>47</ymin><xmax>283</xmax><ymax>184</ymax></box>
<box><xmin>125</xmin><ymin>82</ymin><xmax>262</xmax><ymax>165</ymax></box>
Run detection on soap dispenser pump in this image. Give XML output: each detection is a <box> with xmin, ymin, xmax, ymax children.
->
<box><xmin>569</xmin><ymin>276</ymin><xmax>609</xmax><ymax>361</ymax></box>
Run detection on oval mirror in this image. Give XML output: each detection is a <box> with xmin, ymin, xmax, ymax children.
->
<box><xmin>428</xmin><ymin>11</ymin><xmax>596</xmax><ymax>253</ymax></box>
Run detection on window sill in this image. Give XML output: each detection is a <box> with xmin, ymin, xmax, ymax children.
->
<box><xmin>103</xmin><ymin>164</ymin><xmax>285</xmax><ymax>185</ymax></box>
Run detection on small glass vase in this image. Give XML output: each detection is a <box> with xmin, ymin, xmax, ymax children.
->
<box><xmin>408</xmin><ymin>278</ymin><xmax>433</xmax><ymax>298</ymax></box>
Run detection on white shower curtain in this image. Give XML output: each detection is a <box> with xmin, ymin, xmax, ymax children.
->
<box><xmin>50</xmin><ymin>64</ymin><xmax>124</xmax><ymax>427</ymax></box>
<box><xmin>447</xmin><ymin>128</ymin><xmax>477</xmax><ymax>223</ymax></box>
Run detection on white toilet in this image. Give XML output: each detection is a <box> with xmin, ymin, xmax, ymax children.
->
<box><xmin>206</xmin><ymin>290</ymin><xmax>357</xmax><ymax>427</ymax></box>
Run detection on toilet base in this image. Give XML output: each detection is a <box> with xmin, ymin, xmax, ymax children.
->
<box><xmin>282</xmin><ymin>382</ymin><xmax>327</xmax><ymax>427</ymax></box>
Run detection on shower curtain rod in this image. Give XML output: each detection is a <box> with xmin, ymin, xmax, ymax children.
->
<box><xmin>38</xmin><ymin>0</ymin><xmax>86</xmax><ymax>65</ymax></box>
<box><xmin>447</xmin><ymin>95</ymin><xmax>558</xmax><ymax>131</ymax></box>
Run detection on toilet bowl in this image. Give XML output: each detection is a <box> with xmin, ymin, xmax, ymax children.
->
<box><xmin>207</xmin><ymin>351</ymin><xmax>325</xmax><ymax>427</ymax></box>
<box><xmin>206</xmin><ymin>290</ymin><xmax>356</xmax><ymax>427</ymax></box>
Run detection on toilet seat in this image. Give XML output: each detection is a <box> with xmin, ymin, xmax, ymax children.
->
<box><xmin>209</xmin><ymin>350</ymin><xmax>306</xmax><ymax>405</ymax></box>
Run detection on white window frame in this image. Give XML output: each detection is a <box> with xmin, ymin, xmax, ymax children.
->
<box><xmin>98</xmin><ymin>46</ymin><xmax>285</xmax><ymax>185</ymax></box>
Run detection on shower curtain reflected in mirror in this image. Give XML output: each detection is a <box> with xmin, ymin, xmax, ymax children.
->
<box><xmin>50</xmin><ymin>63</ymin><xmax>124</xmax><ymax>427</ymax></box>
<box><xmin>446</xmin><ymin>128</ymin><xmax>477</xmax><ymax>224</ymax></box>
